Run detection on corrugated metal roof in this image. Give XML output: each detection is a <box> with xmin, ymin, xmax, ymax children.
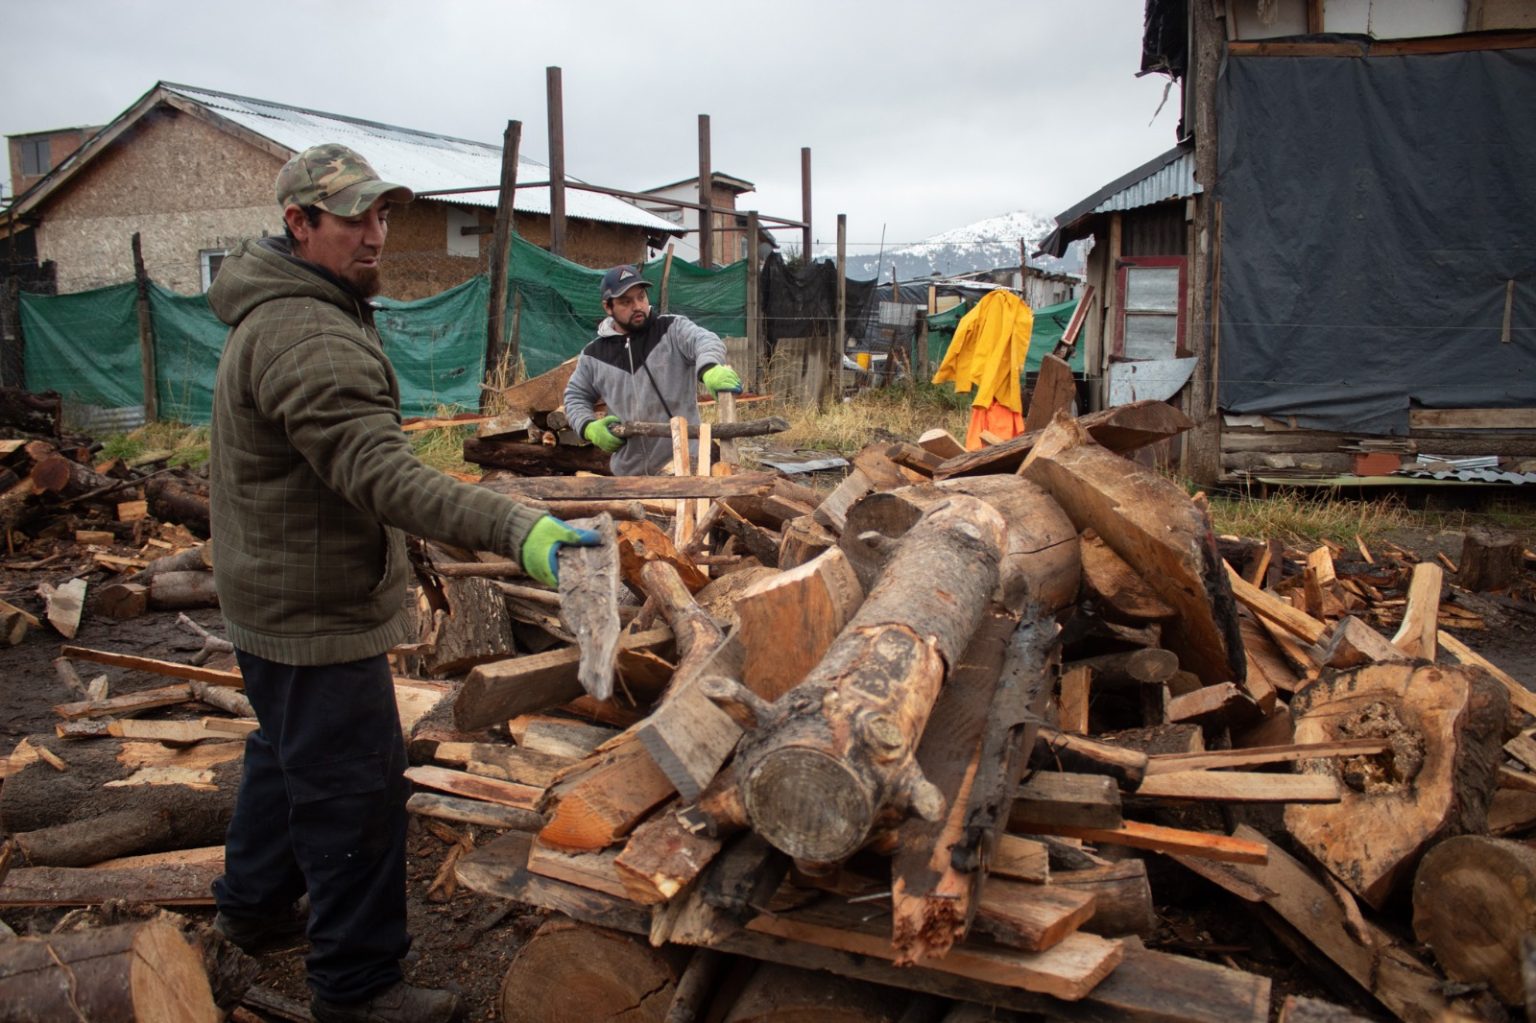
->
<box><xmin>1092</xmin><ymin>147</ymin><xmax>1200</xmax><ymax>213</ymax></box>
<box><xmin>164</xmin><ymin>84</ymin><xmax>678</xmax><ymax>233</ymax></box>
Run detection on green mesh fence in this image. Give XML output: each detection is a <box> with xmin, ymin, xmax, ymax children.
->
<box><xmin>16</xmin><ymin>232</ymin><xmax>751</xmax><ymax>423</ymax></box>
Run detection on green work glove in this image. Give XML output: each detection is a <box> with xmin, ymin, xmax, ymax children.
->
<box><xmin>583</xmin><ymin>415</ymin><xmax>625</xmax><ymax>453</ymax></box>
<box><xmin>701</xmin><ymin>364</ymin><xmax>742</xmax><ymax>397</ymax></box>
<box><xmin>520</xmin><ymin>515</ymin><xmax>602</xmax><ymax>588</ymax></box>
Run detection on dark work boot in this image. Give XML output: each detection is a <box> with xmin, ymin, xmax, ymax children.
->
<box><xmin>212</xmin><ymin>898</ymin><xmax>309</xmax><ymax>954</ymax></box>
<box><xmin>311</xmin><ymin>981</ymin><xmax>465</xmax><ymax>1023</ymax></box>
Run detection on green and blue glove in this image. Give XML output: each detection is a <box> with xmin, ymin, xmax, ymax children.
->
<box><xmin>583</xmin><ymin>415</ymin><xmax>625</xmax><ymax>453</ymax></box>
<box><xmin>701</xmin><ymin>364</ymin><xmax>742</xmax><ymax>397</ymax></box>
<box><xmin>520</xmin><ymin>515</ymin><xmax>602</xmax><ymax>588</ymax></box>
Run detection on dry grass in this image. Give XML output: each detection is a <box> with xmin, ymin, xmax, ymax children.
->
<box><xmin>409</xmin><ymin>408</ymin><xmax>480</xmax><ymax>475</ymax></box>
<box><xmin>738</xmin><ymin>381</ymin><xmax>972</xmax><ymax>456</ymax></box>
<box><xmin>101</xmin><ymin>421</ymin><xmax>211</xmax><ymax>470</ymax></box>
<box><xmin>1204</xmin><ymin>490</ymin><xmax>1428</xmax><ymax>544</ymax></box>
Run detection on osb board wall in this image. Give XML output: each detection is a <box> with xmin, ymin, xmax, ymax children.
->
<box><xmin>514</xmin><ymin>214</ymin><xmax>648</xmax><ymax>270</ymax></box>
<box><xmin>37</xmin><ymin>107</ymin><xmax>283</xmax><ymax>294</ymax></box>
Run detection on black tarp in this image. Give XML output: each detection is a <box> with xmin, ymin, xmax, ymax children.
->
<box><xmin>1216</xmin><ymin>48</ymin><xmax>1536</xmax><ymax>434</ymax></box>
<box><xmin>760</xmin><ymin>253</ymin><xmax>876</xmax><ymax>353</ymax></box>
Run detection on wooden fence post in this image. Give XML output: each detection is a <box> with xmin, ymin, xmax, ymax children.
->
<box><xmin>486</xmin><ymin>120</ymin><xmax>522</xmax><ymax>399</ymax></box>
<box><xmin>130</xmin><ymin>233</ymin><xmax>157</xmax><ymax>423</ymax></box>
<box><xmin>745</xmin><ymin>210</ymin><xmax>760</xmax><ymax>391</ymax></box>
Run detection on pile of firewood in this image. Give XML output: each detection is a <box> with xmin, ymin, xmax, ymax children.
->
<box><xmin>5</xmin><ymin>355</ymin><xmax>1536</xmax><ymax>1020</ymax></box>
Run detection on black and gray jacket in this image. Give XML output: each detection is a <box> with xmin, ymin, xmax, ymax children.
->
<box><xmin>563</xmin><ymin>313</ymin><xmax>728</xmax><ymax>476</ymax></box>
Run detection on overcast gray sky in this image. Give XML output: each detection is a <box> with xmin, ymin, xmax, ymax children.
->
<box><xmin>2</xmin><ymin>0</ymin><xmax>1177</xmax><ymax>257</ymax></box>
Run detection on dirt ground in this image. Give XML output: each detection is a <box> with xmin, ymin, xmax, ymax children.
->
<box><xmin>3</xmin><ymin>508</ymin><xmax>1536</xmax><ymax>1021</ymax></box>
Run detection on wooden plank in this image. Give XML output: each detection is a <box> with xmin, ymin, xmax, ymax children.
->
<box><xmin>1023</xmin><ymin>354</ymin><xmax>1076</xmax><ymax>435</ymax></box>
<box><xmin>58</xmin><ymin>646</ymin><xmax>244</xmax><ymax>688</ymax></box>
<box><xmin>1146</xmin><ymin>739</ymin><xmax>1392</xmax><ymax>774</ymax></box>
<box><xmin>1022</xmin><ymin>819</ymin><xmax>1269</xmax><ymax>864</ymax></box>
<box><xmin>917</xmin><ymin>428</ymin><xmax>966</xmax><ymax>461</ymax></box>
<box><xmin>934</xmin><ymin>400</ymin><xmax>1194</xmax><ymax>480</ymax></box>
<box><xmin>433</xmin><ymin>742</ymin><xmax>575</xmax><ymax>788</ymax></box>
<box><xmin>480</xmin><ymin>472</ymin><xmax>777</xmax><ymax>502</ymax></box>
<box><xmin>454</xmin><ymin>626</ymin><xmax>673</xmax><ymax>731</ymax></box>
<box><xmin>736</xmin><ymin>547</ymin><xmax>864</xmax><ymax>701</ymax></box>
<box><xmin>1166</xmin><ymin>682</ymin><xmax>1254</xmax><ymax>725</ymax></box>
<box><xmin>404</xmin><ymin>764</ymin><xmax>542</xmax><ymax>810</ymax></box>
<box><xmin>53</xmin><ymin>683</ymin><xmax>192</xmax><ymax>720</ymax></box>
<box><xmin>1059</xmin><ymin>665</ymin><xmax>1092</xmax><ymax>734</ymax></box>
<box><xmin>613</xmin><ymin>807</ymin><xmax>722</xmax><ymax>905</ymax></box>
<box><xmin>516</xmin><ymin>718</ymin><xmax>618</xmax><ymax>759</ymax></box>
<box><xmin>406</xmin><ymin>792</ymin><xmax>543</xmax><ymax>831</ymax></box>
<box><xmin>557</xmin><ymin>514</ymin><xmax>621</xmax><ymax>702</ymax></box>
<box><xmin>539</xmin><ymin>741</ymin><xmax>676</xmax><ymax>851</ymax></box>
<box><xmin>989</xmin><ymin>835</ymin><xmax>1049</xmax><ymax>883</ymax></box>
<box><xmin>1223</xmin><ymin>825</ymin><xmax>1449</xmax><ymax>1023</ymax></box>
<box><xmin>973</xmin><ymin>878</ymin><xmax>1097</xmax><ymax>953</ymax></box>
<box><xmin>525</xmin><ymin>838</ymin><xmax>631</xmax><ymax>900</ymax></box>
<box><xmin>745</xmin><ymin>902</ymin><xmax>1123</xmax><ymax>1002</ymax></box>
<box><xmin>91</xmin><ymin>846</ymin><xmax>224</xmax><ymax>871</ymax></box>
<box><xmin>1409</xmin><ymin>408</ymin><xmax>1536</xmax><ymax>430</ymax></box>
<box><xmin>1391</xmin><ymin>562</ymin><xmax>1443</xmax><ymax>660</ymax></box>
<box><xmin>1010</xmin><ymin>772</ymin><xmax>1122</xmax><ymax>831</ymax></box>
<box><xmin>1223</xmin><ymin>563</ymin><xmax>1328</xmax><ymax>644</ymax></box>
<box><xmin>1136</xmin><ymin>770</ymin><xmax>1342</xmax><ymax>803</ymax></box>
<box><xmin>107</xmin><ymin>719</ymin><xmax>241</xmax><ymax>744</ymax></box>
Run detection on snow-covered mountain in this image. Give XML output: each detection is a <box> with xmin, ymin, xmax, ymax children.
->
<box><xmin>842</xmin><ymin>210</ymin><xmax>1086</xmax><ymax>284</ymax></box>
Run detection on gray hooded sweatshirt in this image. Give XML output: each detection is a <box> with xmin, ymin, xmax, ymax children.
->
<box><xmin>563</xmin><ymin>312</ymin><xmax>728</xmax><ymax>476</ymax></box>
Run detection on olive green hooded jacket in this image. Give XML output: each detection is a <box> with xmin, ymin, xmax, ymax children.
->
<box><xmin>208</xmin><ymin>237</ymin><xmax>543</xmax><ymax>665</ymax></box>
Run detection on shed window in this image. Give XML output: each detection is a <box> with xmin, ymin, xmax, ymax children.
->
<box><xmin>18</xmin><ymin>139</ymin><xmax>50</xmax><ymax>177</ymax></box>
<box><xmin>200</xmin><ymin>249</ymin><xmax>227</xmax><ymax>291</ymax></box>
<box><xmin>1115</xmin><ymin>257</ymin><xmax>1187</xmax><ymax>360</ymax></box>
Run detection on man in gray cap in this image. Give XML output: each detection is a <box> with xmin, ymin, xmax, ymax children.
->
<box><xmin>563</xmin><ymin>264</ymin><xmax>743</xmax><ymax>475</ymax></box>
<box><xmin>207</xmin><ymin>143</ymin><xmax>600</xmax><ymax>1023</ymax></box>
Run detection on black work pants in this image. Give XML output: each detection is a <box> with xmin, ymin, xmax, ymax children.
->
<box><xmin>213</xmin><ymin>650</ymin><xmax>410</xmax><ymax>1004</ymax></box>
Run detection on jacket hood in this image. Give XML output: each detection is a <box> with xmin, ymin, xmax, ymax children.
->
<box><xmin>207</xmin><ymin>237</ymin><xmax>361</xmax><ymax>327</ymax></box>
<box><xmin>597</xmin><ymin>315</ymin><xmax>625</xmax><ymax>338</ymax></box>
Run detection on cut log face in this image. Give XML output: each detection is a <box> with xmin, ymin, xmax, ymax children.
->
<box><xmin>733</xmin><ymin>496</ymin><xmax>1008</xmax><ymax>866</ymax></box>
<box><xmin>1020</xmin><ymin>416</ymin><xmax>1244</xmax><ymax>684</ymax></box>
<box><xmin>1285</xmin><ymin>662</ymin><xmax>1509</xmax><ymax>909</ymax></box>
<box><xmin>1412</xmin><ymin>834</ymin><xmax>1536</xmax><ymax>1004</ymax></box>
<box><xmin>735</xmin><ymin>547</ymin><xmax>865</xmax><ymax>702</ymax></box>
<box><xmin>499</xmin><ymin>915</ymin><xmax>686</xmax><ymax>1023</ymax></box>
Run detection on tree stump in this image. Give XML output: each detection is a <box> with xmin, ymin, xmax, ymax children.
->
<box><xmin>0</xmin><ymin>920</ymin><xmax>219</xmax><ymax>1022</ymax></box>
<box><xmin>1459</xmin><ymin>527</ymin><xmax>1523</xmax><ymax>592</ymax></box>
<box><xmin>499</xmin><ymin>917</ymin><xmax>687</xmax><ymax>1023</ymax></box>
<box><xmin>1285</xmin><ymin>663</ymin><xmax>1508</xmax><ymax>909</ymax></box>
<box><xmin>1412</xmin><ymin>835</ymin><xmax>1536</xmax><ymax>1004</ymax></box>
<box><xmin>719</xmin><ymin>960</ymin><xmax>911</xmax><ymax>1022</ymax></box>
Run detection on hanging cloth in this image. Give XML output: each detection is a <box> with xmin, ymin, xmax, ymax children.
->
<box><xmin>930</xmin><ymin>290</ymin><xmax>1034</xmax><ymax>449</ymax></box>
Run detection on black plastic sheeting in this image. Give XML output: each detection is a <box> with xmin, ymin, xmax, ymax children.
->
<box><xmin>760</xmin><ymin>253</ymin><xmax>876</xmax><ymax>353</ymax></box>
<box><xmin>1216</xmin><ymin>48</ymin><xmax>1536</xmax><ymax>435</ymax></box>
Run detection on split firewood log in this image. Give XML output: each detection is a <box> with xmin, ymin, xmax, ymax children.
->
<box><xmin>0</xmin><ymin>919</ymin><xmax>220</xmax><ymax>1022</ymax></box>
<box><xmin>1285</xmin><ymin>662</ymin><xmax>1508</xmax><ymax>909</ymax></box>
<box><xmin>704</xmin><ymin>495</ymin><xmax>1006</xmax><ymax>870</ymax></box>
<box><xmin>1412</xmin><ymin>834</ymin><xmax>1536</xmax><ymax>1004</ymax></box>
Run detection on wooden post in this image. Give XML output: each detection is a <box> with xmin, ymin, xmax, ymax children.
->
<box><xmin>1</xmin><ymin>274</ymin><xmax>21</xmax><ymax>389</ymax></box>
<box><xmin>697</xmin><ymin>114</ymin><xmax>713</xmax><ymax>269</ymax></box>
<box><xmin>915</xmin><ymin>309</ymin><xmax>929</xmax><ymax>381</ymax></box>
<box><xmin>829</xmin><ymin>213</ymin><xmax>846</xmax><ymax>410</ymax></box>
<box><xmin>659</xmin><ymin>243</ymin><xmax>675</xmax><ymax>314</ymax></box>
<box><xmin>546</xmin><ymin>67</ymin><xmax>566</xmax><ymax>259</ymax></box>
<box><xmin>130</xmin><ymin>233</ymin><xmax>157</xmax><ymax>423</ymax></box>
<box><xmin>745</xmin><ymin>210</ymin><xmax>760</xmax><ymax>391</ymax></box>
<box><xmin>486</xmin><ymin>120</ymin><xmax>522</xmax><ymax>398</ymax></box>
<box><xmin>800</xmin><ymin>146</ymin><xmax>812</xmax><ymax>265</ymax></box>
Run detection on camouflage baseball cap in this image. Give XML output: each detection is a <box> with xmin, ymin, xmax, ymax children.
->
<box><xmin>275</xmin><ymin>143</ymin><xmax>413</xmax><ymax>217</ymax></box>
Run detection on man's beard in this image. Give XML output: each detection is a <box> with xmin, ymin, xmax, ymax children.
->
<box><xmin>622</xmin><ymin>309</ymin><xmax>649</xmax><ymax>333</ymax></box>
<box><xmin>343</xmin><ymin>265</ymin><xmax>383</xmax><ymax>299</ymax></box>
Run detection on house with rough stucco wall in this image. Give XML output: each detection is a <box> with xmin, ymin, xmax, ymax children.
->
<box><xmin>1</xmin><ymin>82</ymin><xmax>682</xmax><ymax>301</ymax></box>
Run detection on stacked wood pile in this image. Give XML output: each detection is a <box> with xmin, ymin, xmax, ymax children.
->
<box><xmin>365</xmin><ymin>387</ymin><xmax>1532</xmax><ymax>1022</ymax></box>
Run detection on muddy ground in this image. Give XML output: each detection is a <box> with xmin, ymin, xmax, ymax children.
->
<box><xmin>3</xmin><ymin>512</ymin><xmax>1535</xmax><ymax>1021</ymax></box>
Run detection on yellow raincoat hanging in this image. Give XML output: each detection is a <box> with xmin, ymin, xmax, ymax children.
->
<box><xmin>931</xmin><ymin>290</ymin><xmax>1033</xmax><ymax>450</ymax></box>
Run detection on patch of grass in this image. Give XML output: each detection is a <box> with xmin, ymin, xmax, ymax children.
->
<box><xmin>749</xmin><ymin>382</ymin><xmax>972</xmax><ymax>455</ymax></box>
<box><xmin>99</xmin><ymin>421</ymin><xmax>210</xmax><ymax>470</ymax></box>
<box><xmin>1205</xmin><ymin>489</ymin><xmax>1434</xmax><ymax>545</ymax></box>
<box><xmin>408</xmin><ymin>406</ymin><xmax>479</xmax><ymax>475</ymax></box>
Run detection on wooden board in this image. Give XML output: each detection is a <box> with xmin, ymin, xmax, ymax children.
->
<box><xmin>934</xmin><ymin>400</ymin><xmax>1194</xmax><ymax>480</ymax></box>
<box><xmin>403</xmin><ymin>765</ymin><xmax>542</xmax><ymax>810</ymax></box>
<box><xmin>1135</xmin><ymin>770</ymin><xmax>1342</xmax><ymax>803</ymax></box>
<box><xmin>58</xmin><ymin>647</ymin><xmax>244</xmax><ymax>688</ymax></box>
<box><xmin>1023</xmin><ymin>820</ymin><xmax>1269</xmax><ymax>864</ymax></box>
<box><xmin>735</xmin><ymin>547</ymin><xmax>864</xmax><ymax>702</ymax></box>
<box><xmin>1145</xmin><ymin>739</ymin><xmax>1391</xmax><ymax>774</ymax></box>
<box><xmin>973</xmin><ymin>878</ymin><xmax>1097</xmax><ymax>953</ymax></box>
<box><xmin>480</xmin><ymin>472</ymin><xmax>778</xmax><ymax>502</ymax></box>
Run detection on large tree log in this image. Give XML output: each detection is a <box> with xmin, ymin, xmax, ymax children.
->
<box><xmin>463</xmin><ymin>437</ymin><xmax>614</xmax><ymax>476</ymax></box>
<box><xmin>0</xmin><ymin>737</ymin><xmax>242</xmax><ymax>865</ymax></box>
<box><xmin>720</xmin><ymin>960</ymin><xmax>911</xmax><ymax>1023</ymax></box>
<box><xmin>498</xmin><ymin>916</ymin><xmax>688</xmax><ymax>1023</ymax></box>
<box><xmin>0</xmin><ymin>919</ymin><xmax>219</xmax><ymax>1022</ymax></box>
<box><xmin>1021</xmin><ymin>415</ymin><xmax>1244</xmax><ymax>685</ymax></box>
<box><xmin>712</xmin><ymin>495</ymin><xmax>1006</xmax><ymax>869</ymax></box>
<box><xmin>1412</xmin><ymin>835</ymin><xmax>1536</xmax><ymax>1004</ymax></box>
<box><xmin>1285</xmin><ymin>662</ymin><xmax>1508</xmax><ymax>909</ymax></box>
<box><xmin>148</xmin><ymin>570</ymin><xmax>219</xmax><ymax>610</ymax></box>
<box><xmin>839</xmin><ymin>474</ymin><xmax>1080</xmax><ymax>613</ymax></box>
<box><xmin>145</xmin><ymin>476</ymin><xmax>210</xmax><ymax>536</ymax></box>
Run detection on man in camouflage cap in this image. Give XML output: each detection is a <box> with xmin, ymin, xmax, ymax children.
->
<box><xmin>207</xmin><ymin>144</ymin><xmax>601</xmax><ymax>1023</ymax></box>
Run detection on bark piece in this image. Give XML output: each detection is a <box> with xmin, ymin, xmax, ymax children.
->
<box><xmin>735</xmin><ymin>547</ymin><xmax>864</xmax><ymax>702</ymax></box>
<box><xmin>406</xmin><ymin>792</ymin><xmax>542</xmax><ymax>831</ymax></box>
<box><xmin>1412</xmin><ymin>834</ymin><xmax>1536</xmax><ymax>1004</ymax></box>
<box><xmin>559</xmin><ymin>514</ymin><xmax>621</xmax><ymax>701</ymax></box>
<box><xmin>0</xmin><ymin>920</ymin><xmax>219</xmax><ymax>1022</ymax></box>
<box><xmin>614</xmin><ymin>807</ymin><xmax>722</xmax><ymax>905</ymax></box>
<box><xmin>404</xmin><ymin>765</ymin><xmax>541</xmax><ymax>810</ymax></box>
<box><xmin>1285</xmin><ymin>662</ymin><xmax>1508</xmax><ymax>909</ymax></box>
<box><xmin>499</xmin><ymin>916</ymin><xmax>686</xmax><ymax>1023</ymax></box>
<box><xmin>1021</xmin><ymin>417</ymin><xmax>1242</xmax><ymax>684</ymax></box>
<box><xmin>1023</xmin><ymin>354</ymin><xmax>1077</xmax><ymax>434</ymax></box>
<box><xmin>420</xmin><ymin>576</ymin><xmax>517</xmax><ymax>676</ymax></box>
<box><xmin>727</xmin><ymin>496</ymin><xmax>1007</xmax><ymax>867</ymax></box>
